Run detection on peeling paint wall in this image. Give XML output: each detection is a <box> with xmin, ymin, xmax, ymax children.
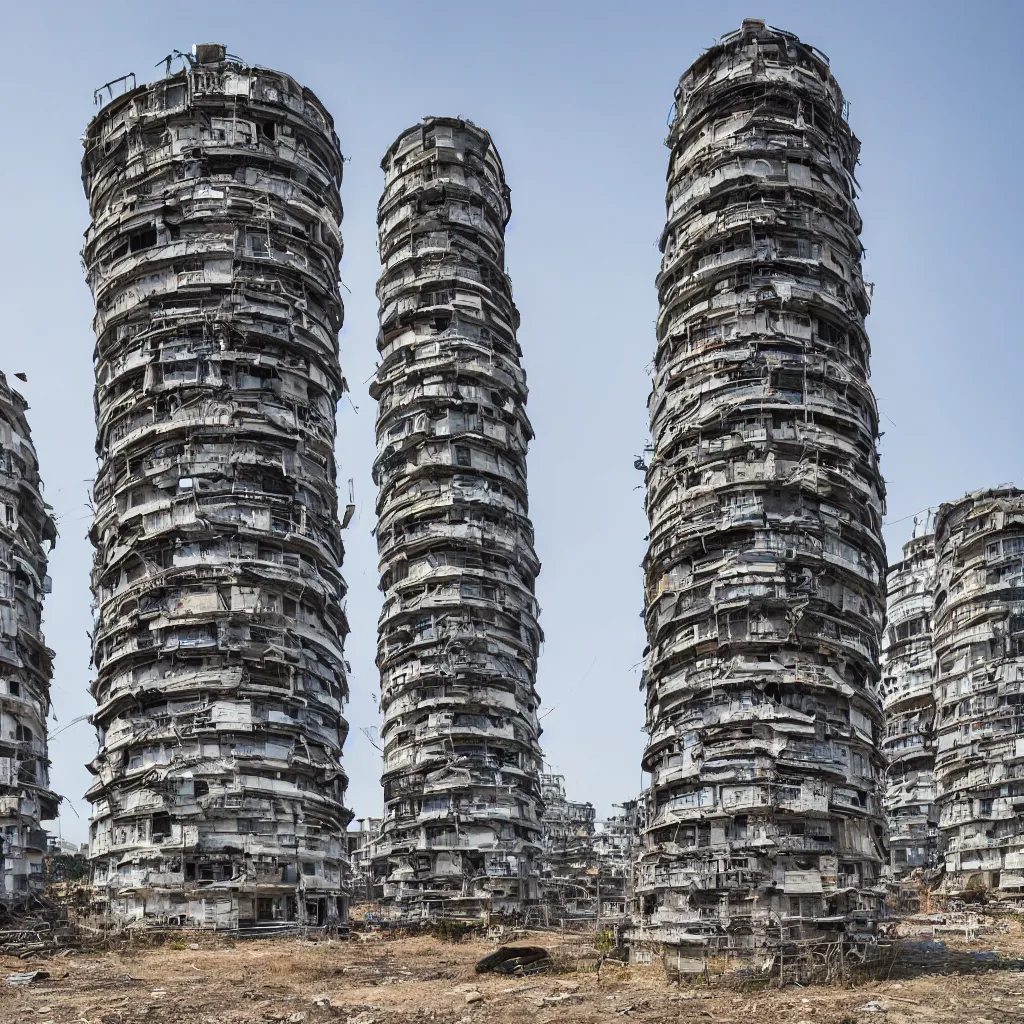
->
<box><xmin>637</xmin><ymin>20</ymin><xmax>888</xmax><ymax>951</ymax></box>
<box><xmin>80</xmin><ymin>44</ymin><xmax>352</xmax><ymax>930</ymax></box>
<box><xmin>371</xmin><ymin>117</ymin><xmax>544</xmax><ymax>920</ymax></box>
<box><xmin>880</xmin><ymin>515</ymin><xmax>938</xmax><ymax>878</ymax></box>
<box><xmin>0</xmin><ymin>371</ymin><xmax>58</xmax><ymax>901</ymax></box>
<box><xmin>933</xmin><ymin>488</ymin><xmax>1024</xmax><ymax>891</ymax></box>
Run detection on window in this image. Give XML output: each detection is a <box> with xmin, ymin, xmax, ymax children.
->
<box><xmin>247</xmin><ymin>231</ymin><xmax>270</xmax><ymax>257</ymax></box>
<box><xmin>455</xmin><ymin>447</ymin><xmax>471</xmax><ymax>467</ymax></box>
<box><xmin>129</xmin><ymin>226</ymin><xmax>157</xmax><ymax>252</ymax></box>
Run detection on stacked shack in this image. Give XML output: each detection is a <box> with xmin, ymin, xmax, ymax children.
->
<box><xmin>80</xmin><ymin>45</ymin><xmax>353</xmax><ymax>929</ymax></box>
<box><xmin>638</xmin><ymin>20</ymin><xmax>888</xmax><ymax>951</ymax></box>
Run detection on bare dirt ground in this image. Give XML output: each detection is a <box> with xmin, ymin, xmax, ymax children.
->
<box><xmin>4</xmin><ymin>927</ymin><xmax>1024</xmax><ymax>1024</ymax></box>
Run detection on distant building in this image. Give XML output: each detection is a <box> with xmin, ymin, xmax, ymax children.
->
<box><xmin>881</xmin><ymin>515</ymin><xmax>939</xmax><ymax>877</ymax></box>
<box><xmin>539</xmin><ymin>774</ymin><xmax>641</xmax><ymax>928</ymax></box>
<box><xmin>347</xmin><ymin>818</ymin><xmax>382</xmax><ymax>903</ymax></box>
<box><xmin>592</xmin><ymin>799</ymin><xmax>642</xmax><ymax>921</ymax></box>
<box><xmin>539</xmin><ymin>774</ymin><xmax>597</xmax><ymax>923</ymax></box>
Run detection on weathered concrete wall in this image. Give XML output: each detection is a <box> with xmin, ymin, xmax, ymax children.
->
<box><xmin>0</xmin><ymin>372</ymin><xmax>58</xmax><ymax>901</ymax></box>
<box><xmin>80</xmin><ymin>45</ymin><xmax>352</xmax><ymax>930</ymax></box>
<box><xmin>637</xmin><ymin>20</ymin><xmax>887</xmax><ymax>950</ymax></box>
<box><xmin>933</xmin><ymin>488</ymin><xmax>1024</xmax><ymax>890</ymax></box>
<box><xmin>371</xmin><ymin>117</ymin><xmax>544</xmax><ymax>919</ymax></box>
<box><xmin>881</xmin><ymin>516</ymin><xmax>938</xmax><ymax>878</ymax></box>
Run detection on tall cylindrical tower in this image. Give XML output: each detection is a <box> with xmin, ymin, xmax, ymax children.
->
<box><xmin>933</xmin><ymin>488</ymin><xmax>1024</xmax><ymax>891</ymax></box>
<box><xmin>0</xmin><ymin>371</ymin><xmax>59</xmax><ymax>901</ymax></box>
<box><xmin>638</xmin><ymin>21</ymin><xmax>887</xmax><ymax>952</ymax></box>
<box><xmin>81</xmin><ymin>44</ymin><xmax>352</xmax><ymax>930</ymax></box>
<box><xmin>371</xmin><ymin>117</ymin><xmax>544</xmax><ymax>920</ymax></box>
<box><xmin>880</xmin><ymin>515</ymin><xmax>938</xmax><ymax>879</ymax></box>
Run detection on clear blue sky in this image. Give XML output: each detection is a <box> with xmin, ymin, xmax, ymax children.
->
<box><xmin>2</xmin><ymin>1</ymin><xmax>1020</xmax><ymax>844</ymax></box>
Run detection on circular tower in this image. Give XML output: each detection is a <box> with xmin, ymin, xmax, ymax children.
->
<box><xmin>81</xmin><ymin>44</ymin><xmax>352</xmax><ymax>930</ymax></box>
<box><xmin>638</xmin><ymin>21</ymin><xmax>888</xmax><ymax>953</ymax></box>
<box><xmin>933</xmin><ymin>487</ymin><xmax>1024</xmax><ymax>891</ymax></box>
<box><xmin>371</xmin><ymin>117</ymin><xmax>544</xmax><ymax>920</ymax></box>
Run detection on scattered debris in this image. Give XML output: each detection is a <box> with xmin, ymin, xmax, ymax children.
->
<box><xmin>539</xmin><ymin>775</ymin><xmax>639</xmax><ymax>927</ymax></box>
<box><xmin>5</xmin><ymin>970</ymin><xmax>50</xmax><ymax>985</ymax></box>
<box><xmin>540</xmin><ymin>992</ymin><xmax>579</xmax><ymax>1006</ymax></box>
<box><xmin>476</xmin><ymin>946</ymin><xmax>551</xmax><ymax>975</ymax></box>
